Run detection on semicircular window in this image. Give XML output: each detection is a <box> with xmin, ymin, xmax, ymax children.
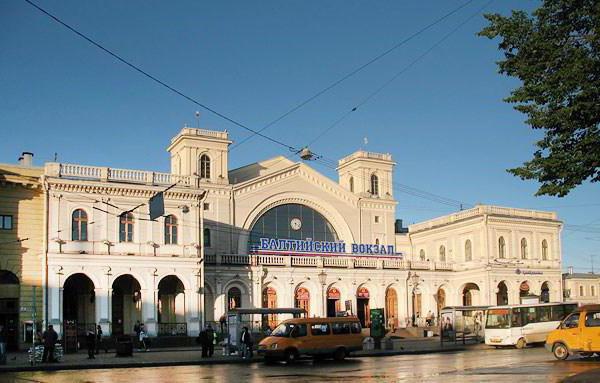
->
<box><xmin>249</xmin><ymin>203</ymin><xmax>338</xmax><ymax>249</ymax></box>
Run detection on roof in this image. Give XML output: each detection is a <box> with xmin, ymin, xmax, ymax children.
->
<box><xmin>227</xmin><ymin>308</ymin><xmax>306</xmax><ymax>315</ymax></box>
<box><xmin>563</xmin><ymin>273</ymin><xmax>600</xmax><ymax>280</ymax></box>
<box><xmin>279</xmin><ymin>316</ymin><xmax>360</xmax><ymax>324</ymax></box>
<box><xmin>576</xmin><ymin>304</ymin><xmax>600</xmax><ymax>312</ymax></box>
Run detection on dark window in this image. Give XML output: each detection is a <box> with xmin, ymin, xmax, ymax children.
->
<box><xmin>164</xmin><ymin>215</ymin><xmax>178</xmax><ymax>245</ymax></box>
<box><xmin>291</xmin><ymin>324</ymin><xmax>307</xmax><ymax>337</ymax></box>
<box><xmin>204</xmin><ymin>228</ymin><xmax>211</xmax><ymax>247</ymax></box>
<box><xmin>228</xmin><ymin>287</ymin><xmax>241</xmax><ymax>309</ymax></box>
<box><xmin>370</xmin><ymin>174</ymin><xmax>379</xmax><ymax>196</ymax></box>
<box><xmin>349</xmin><ymin>177</ymin><xmax>354</xmax><ymax>192</ymax></box>
<box><xmin>0</xmin><ymin>215</ymin><xmax>13</xmax><ymax>230</ymax></box>
<box><xmin>585</xmin><ymin>312</ymin><xmax>600</xmax><ymax>328</ymax></box>
<box><xmin>537</xmin><ymin>306</ymin><xmax>551</xmax><ymax>322</ymax></box>
<box><xmin>332</xmin><ymin>322</ymin><xmax>351</xmax><ymax>335</ymax></box>
<box><xmin>71</xmin><ymin>209</ymin><xmax>88</xmax><ymax>241</ymax></box>
<box><xmin>119</xmin><ymin>212</ymin><xmax>134</xmax><ymax>242</ymax></box>
<box><xmin>511</xmin><ymin>308</ymin><xmax>523</xmax><ymax>327</ymax></box>
<box><xmin>351</xmin><ymin>322</ymin><xmax>361</xmax><ymax>334</ymax></box>
<box><xmin>562</xmin><ymin>313</ymin><xmax>580</xmax><ymax>329</ymax></box>
<box><xmin>248</xmin><ymin>203</ymin><xmax>338</xmax><ymax>248</ymax></box>
<box><xmin>310</xmin><ymin>323</ymin><xmax>330</xmax><ymax>336</ymax></box>
<box><xmin>374</xmin><ymin>216</ymin><xmax>380</xmax><ymax>223</ymax></box>
<box><xmin>203</xmin><ymin>202</ymin><xmax>210</xmax><ymax>211</ymax></box>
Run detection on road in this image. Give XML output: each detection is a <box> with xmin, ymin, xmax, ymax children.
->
<box><xmin>2</xmin><ymin>347</ymin><xmax>600</xmax><ymax>383</ymax></box>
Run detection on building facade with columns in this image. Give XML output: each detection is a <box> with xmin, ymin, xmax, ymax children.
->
<box><xmin>38</xmin><ymin>127</ymin><xmax>564</xmax><ymax>340</ymax></box>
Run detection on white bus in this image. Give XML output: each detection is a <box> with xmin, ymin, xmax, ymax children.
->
<box><xmin>485</xmin><ymin>303</ymin><xmax>578</xmax><ymax>348</ymax></box>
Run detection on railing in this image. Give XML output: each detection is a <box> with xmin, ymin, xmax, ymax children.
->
<box><xmin>323</xmin><ymin>257</ymin><xmax>348</xmax><ymax>268</ymax></box>
<box><xmin>205</xmin><ymin>254</ymin><xmax>217</xmax><ymax>264</ymax></box>
<box><xmin>410</xmin><ymin>260</ymin><xmax>431</xmax><ymax>270</ymax></box>
<box><xmin>338</xmin><ymin>150</ymin><xmax>393</xmax><ymax>165</ymax></box>
<box><xmin>257</xmin><ymin>255</ymin><xmax>286</xmax><ymax>266</ymax></box>
<box><xmin>435</xmin><ymin>262</ymin><xmax>454</xmax><ymax>271</ymax></box>
<box><xmin>109</xmin><ymin>168</ymin><xmax>147</xmax><ymax>183</ymax></box>
<box><xmin>172</xmin><ymin>128</ymin><xmax>229</xmax><ymax>143</ymax></box>
<box><xmin>157</xmin><ymin>322</ymin><xmax>187</xmax><ymax>336</ymax></box>
<box><xmin>383</xmin><ymin>258</ymin><xmax>406</xmax><ymax>269</ymax></box>
<box><xmin>354</xmin><ymin>258</ymin><xmax>378</xmax><ymax>268</ymax></box>
<box><xmin>291</xmin><ymin>256</ymin><xmax>318</xmax><ymax>267</ymax></box>
<box><xmin>221</xmin><ymin>254</ymin><xmax>251</xmax><ymax>265</ymax></box>
<box><xmin>60</xmin><ymin>164</ymin><xmax>102</xmax><ymax>179</ymax></box>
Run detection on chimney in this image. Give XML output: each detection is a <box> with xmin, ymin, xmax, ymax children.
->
<box><xmin>21</xmin><ymin>152</ymin><xmax>33</xmax><ymax>167</ymax></box>
<box><xmin>568</xmin><ymin>266</ymin><xmax>574</xmax><ymax>275</ymax></box>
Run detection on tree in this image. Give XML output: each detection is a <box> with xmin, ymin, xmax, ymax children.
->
<box><xmin>479</xmin><ymin>0</ymin><xmax>600</xmax><ymax>197</ymax></box>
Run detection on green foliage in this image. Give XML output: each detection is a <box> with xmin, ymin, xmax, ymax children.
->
<box><xmin>479</xmin><ymin>0</ymin><xmax>600</xmax><ymax>196</ymax></box>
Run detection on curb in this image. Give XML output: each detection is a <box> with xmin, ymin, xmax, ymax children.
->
<box><xmin>0</xmin><ymin>346</ymin><xmax>473</xmax><ymax>373</ymax></box>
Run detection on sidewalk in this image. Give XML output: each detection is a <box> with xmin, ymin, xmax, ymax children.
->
<box><xmin>0</xmin><ymin>340</ymin><xmax>482</xmax><ymax>373</ymax></box>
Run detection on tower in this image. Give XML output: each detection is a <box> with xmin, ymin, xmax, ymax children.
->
<box><xmin>337</xmin><ymin>150</ymin><xmax>395</xmax><ymax>199</ymax></box>
<box><xmin>167</xmin><ymin>126</ymin><xmax>232</xmax><ymax>184</ymax></box>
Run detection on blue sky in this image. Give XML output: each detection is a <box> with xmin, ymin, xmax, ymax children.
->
<box><xmin>1</xmin><ymin>0</ymin><xmax>598</xmax><ymax>271</ymax></box>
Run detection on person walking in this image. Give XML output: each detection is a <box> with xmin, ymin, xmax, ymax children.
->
<box><xmin>387</xmin><ymin>315</ymin><xmax>396</xmax><ymax>334</ymax></box>
<box><xmin>206</xmin><ymin>324</ymin><xmax>215</xmax><ymax>357</ymax></box>
<box><xmin>95</xmin><ymin>325</ymin><xmax>107</xmax><ymax>354</ymax></box>
<box><xmin>86</xmin><ymin>330</ymin><xmax>96</xmax><ymax>359</ymax></box>
<box><xmin>41</xmin><ymin>325</ymin><xmax>58</xmax><ymax>363</ymax></box>
<box><xmin>199</xmin><ymin>328</ymin><xmax>208</xmax><ymax>358</ymax></box>
<box><xmin>240</xmin><ymin>327</ymin><xmax>252</xmax><ymax>359</ymax></box>
<box><xmin>426</xmin><ymin>311</ymin><xmax>433</xmax><ymax>327</ymax></box>
<box><xmin>134</xmin><ymin>320</ymin><xmax>141</xmax><ymax>349</ymax></box>
<box><xmin>138</xmin><ymin>328</ymin><xmax>149</xmax><ymax>352</ymax></box>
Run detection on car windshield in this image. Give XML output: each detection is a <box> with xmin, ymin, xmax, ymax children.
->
<box><xmin>270</xmin><ymin>323</ymin><xmax>296</xmax><ymax>337</ymax></box>
<box><xmin>486</xmin><ymin>309</ymin><xmax>511</xmax><ymax>329</ymax></box>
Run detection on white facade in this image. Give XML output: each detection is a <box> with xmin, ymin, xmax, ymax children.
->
<box><xmin>563</xmin><ymin>273</ymin><xmax>600</xmax><ymax>304</ymax></box>
<box><xmin>41</xmin><ymin>127</ymin><xmax>564</xmax><ymax>337</ymax></box>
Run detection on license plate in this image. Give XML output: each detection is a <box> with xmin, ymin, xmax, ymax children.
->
<box><xmin>490</xmin><ymin>338</ymin><xmax>502</xmax><ymax>343</ymax></box>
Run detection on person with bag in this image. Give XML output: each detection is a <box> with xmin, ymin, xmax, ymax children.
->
<box><xmin>41</xmin><ymin>325</ymin><xmax>58</xmax><ymax>363</ymax></box>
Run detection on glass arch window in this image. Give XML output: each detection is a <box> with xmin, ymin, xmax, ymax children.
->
<box><xmin>164</xmin><ymin>215</ymin><xmax>177</xmax><ymax>245</ymax></box>
<box><xmin>248</xmin><ymin>203</ymin><xmax>338</xmax><ymax>248</ymax></box>
<box><xmin>465</xmin><ymin>240</ymin><xmax>472</xmax><ymax>262</ymax></box>
<box><xmin>72</xmin><ymin>209</ymin><xmax>88</xmax><ymax>241</ymax></box>
<box><xmin>520</xmin><ymin>238</ymin><xmax>528</xmax><ymax>259</ymax></box>
<box><xmin>370</xmin><ymin>174</ymin><xmax>379</xmax><ymax>196</ymax></box>
<box><xmin>542</xmin><ymin>239</ymin><xmax>549</xmax><ymax>260</ymax></box>
<box><xmin>349</xmin><ymin>177</ymin><xmax>354</xmax><ymax>193</ymax></box>
<box><xmin>204</xmin><ymin>228</ymin><xmax>211</xmax><ymax>247</ymax></box>
<box><xmin>199</xmin><ymin>154</ymin><xmax>211</xmax><ymax>179</ymax></box>
<box><xmin>498</xmin><ymin>237</ymin><xmax>506</xmax><ymax>259</ymax></box>
<box><xmin>419</xmin><ymin>249</ymin><xmax>426</xmax><ymax>261</ymax></box>
<box><xmin>439</xmin><ymin>245</ymin><xmax>446</xmax><ymax>262</ymax></box>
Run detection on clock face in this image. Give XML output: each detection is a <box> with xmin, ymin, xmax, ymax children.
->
<box><xmin>290</xmin><ymin>218</ymin><xmax>302</xmax><ymax>231</ymax></box>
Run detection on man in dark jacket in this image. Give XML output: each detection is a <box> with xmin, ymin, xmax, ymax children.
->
<box><xmin>199</xmin><ymin>329</ymin><xmax>208</xmax><ymax>358</ymax></box>
<box><xmin>206</xmin><ymin>324</ymin><xmax>215</xmax><ymax>357</ymax></box>
<box><xmin>42</xmin><ymin>325</ymin><xmax>58</xmax><ymax>363</ymax></box>
<box><xmin>86</xmin><ymin>330</ymin><xmax>96</xmax><ymax>359</ymax></box>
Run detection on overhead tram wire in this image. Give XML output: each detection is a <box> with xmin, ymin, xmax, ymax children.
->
<box><xmin>22</xmin><ymin>0</ymin><xmax>298</xmax><ymax>155</ymax></box>
<box><xmin>305</xmin><ymin>0</ymin><xmax>495</xmax><ymax>148</ymax></box>
<box><xmin>228</xmin><ymin>0</ymin><xmax>477</xmax><ymax>151</ymax></box>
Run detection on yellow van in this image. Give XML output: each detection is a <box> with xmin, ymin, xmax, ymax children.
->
<box><xmin>546</xmin><ymin>304</ymin><xmax>600</xmax><ymax>360</ymax></box>
<box><xmin>258</xmin><ymin>317</ymin><xmax>364</xmax><ymax>362</ymax></box>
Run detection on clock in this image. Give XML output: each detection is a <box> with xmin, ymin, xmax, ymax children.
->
<box><xmin>290</xmin><ymin>218</ymin><xmax>302</xmax><ymax>231</ymax></box>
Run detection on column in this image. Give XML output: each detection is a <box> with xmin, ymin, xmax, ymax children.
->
<box><xmin>48</xmin><ymin>271</ymin><xmax>63</xmax><ymax>336</ymax></box>
<box><xmin>186</xmin><ymin>286</ymin><xmax>200</xmax><ymax>336</ymax></box>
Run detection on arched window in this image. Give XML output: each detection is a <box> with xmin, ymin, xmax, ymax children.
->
<box><xmin>228</xmin><ymin>287</ymin><xmax>241</xmax><ymax>309</ymax></box>
<box><xmin>592</xmin><ymin>286</ymin><xmax>596</xmax><ymax>297</ymax></box>
<box><xmin>203</xmin><ymin>227</ymin><xmax>211</xmax><ymax>247</ymax></box>
<box><xmin>199</xmin><ymin>154</ymin><xmax>211</xmax><ymax>179</ymax></box>
<box><xmin>375</xmin><ymin>238</ymin><xmax>380</xmax><ymax>245</ymax></box>
<box><xmin>541</xmin><ymin>239</ymin><xmax>549</xmax><ymax>260</ymax></box>
<box><xmin>465</xmin><ymin>239</ymin><xmax>472</xmax><ymax>262</ymax></box>
<box><xmin>579</xmin><ymin>285</ymin><xmax>585</xmax><ymax>297</ymax></box>
<box><xmin>71</xmin><ymin>209</ymin><xmax>88</xmax><ymax>241</ymax></box>
<box><xmin>419</xmin><ymin>249</ymin><xmax>426</xmax><ymax>261</ymax></box>
<box><xmin>119</xmin><ymin>212</ymin><xmax>134</xmax><ymax>243</ymax></box>
<box><xmin>370</xmin><ymin>174</ymin><xmax>379</xmax><ymax>196</ymax></box>
<box><xmin>520</xmin><ymin>238</ymin><xmax>528</xmax><ymax>259</ymax></box>
<box><xmin>439</xmin><ymin>245</ymin><xmax>446</xmax><ymax>262</ymax></box>
<box><xmin>498</xmin><ymin>237</ymin><xmax>506</xmax><ymax>259</ymax></box>
<box><xmin>349</xmin><ymin>177</ymin><xmax>354</xmax><ymax>192</ymax></box>
<box><xmin>164</xmin><ymin>215</ymin><xmax>178</xmax><ymax>245</ymax></box>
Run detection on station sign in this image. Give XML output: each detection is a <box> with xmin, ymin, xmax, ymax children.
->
<box><xmin>257</xmin><ymin>237</ymin><xmax>399</xmax><ymax>256</ymax></box>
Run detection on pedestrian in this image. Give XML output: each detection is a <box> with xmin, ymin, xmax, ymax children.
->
<box><xmin>139</xmin><ymin>328</ymin><xmax>149</xmax><ymax>352</ymax></box>
<box><xmin>95</xmin><ymin>325</ymin><xmax>107</xmax><ymax>354</ymax></box>
<box><xmin>206</xmin><ymin>324</ymin><xmax>215</xmax><ymax>357</ymax></box>
<box><xmin>134</xmin><ymin>320</ymin><xmax>141</xmax><ymax>347</ymax></box>
<box><xmin>240</xmin><ymin>327</ymin><xmax>253</xmax><ymax>359</ymax></box>
<box><xmin>426</xmin><ymin>311</ymin><xmax>433</xmax><ymax>327</ymax></box>
<box><xmin>387</xmin><ymin>315</ymin><xmax>396</xmax><ymax>334</ymax></box>
<box><xmin>219</xmin><ymin>315</ymin><xmax>226</xmax><ymax>333</ymax></box>
<box><xmin>199</xmin><ymin>328</ymin><xmax>208</xmax><ymax>358</ymax></box>
<box><xmin>86</xmin><ymin>330</ymin><xmax>96</xmax><ymax>359</ymax></box>
<box><xmin>416</xmin><ymin>312</ymin><xmax>421</xmax><ymax>327</ymax></box>
<box><xmin>41</xmin><ymin>325</ymin><xmax>58</xmax><ymax>363</ymax></box>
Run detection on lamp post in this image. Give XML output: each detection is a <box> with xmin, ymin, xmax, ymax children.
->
<box><xmin>318</xmin><ymin>271</ymin><xmax>327</xmax><ymax>318</ymax></box>
<box><xmin>410</xmin><ymin>272</ymin><xmax>420</xmax><ymax>327</ymax></box>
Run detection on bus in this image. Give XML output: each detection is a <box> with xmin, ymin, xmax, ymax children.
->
<box><xmin>485</xmin><ymin>302</ymin><xmax>578</xmax><ymax>348</ymax></box>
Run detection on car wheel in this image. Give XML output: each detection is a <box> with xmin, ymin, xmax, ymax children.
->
<box><xmin>333</xmin><ymin>347</ymin><xmax>346</xmax><ymax>361</ymax></box>
<box><xmin>516</xmin><ymin>338</ymin><xmax>526</xmax><ymax>349</ymax></box>
<box><xmin>552</xmin><ymin>343</ymin><xmax>569</xmax><ymax>360</ymax></box>
<box><xmin>284</xmin><ymin>349</ymin><xmax>299</xmax><ymax>363</ymax></box>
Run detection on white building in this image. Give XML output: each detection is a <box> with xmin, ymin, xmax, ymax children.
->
<box><xmin>563</xmin><ymin>269</ymin><xmax>600</xmax><ymax>305</ymax></box>
<box><xmin>42</xmin><ymin>127</ymin><xmax>564</xmax><ymax>339</ymax></box>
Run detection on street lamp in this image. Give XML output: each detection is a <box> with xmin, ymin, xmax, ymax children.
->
<box><xmin>410</xmin><ymin>273</ymin><xmax>420</xmax><ymax>327</ymax></box>
<box><xmin>318</xmin><ymin>271</ymin><xmax>327</xmax><ymax>317</ymax></box>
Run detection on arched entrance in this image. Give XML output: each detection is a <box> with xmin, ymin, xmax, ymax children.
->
<box><xmin>541</xmin><ymin>282</ymin><xmax>550</xmax><ymax>303</ymax></box>
<box><xmin>294</xmin><ymin>287</ymin><xmax>310</xmax><ymax>316</ymax></box>
<box><xmin>462</xmin><ymin>283</ymin><xmax>480</xmax><ymax>306</ymax></box>
<box><xmin>262</xmin><ymin>286</ymin><xmax>277</xmax><ymax>329</ymax></box>
<box><xmin>357</xmin><ymin>287</ymin><xmax>370</xmax><ymax>328</ymax></box>
<box><xmin>227</xmin><ymin>287</ymin><xmax>242</xmax><ymax>310</ymax></box>
<box><xmin>111</xmin><ymin>275</ymin><xmax>142</xmax><ymax>336</ymax></box>
<box><xmin>158</xmin><ymin>275</ymin><xmax>186</xmax><ymax>336</ymax></box>
<box><xmin>436</xmin><ymin>287</ymin><xmax>446</xmax><ymax>316</ymax></box>
<box><xmin>497</xmin><ymin>281</ymin><xmax>509</xmax><ymax>305</ymax></box>
<box><xmin>0</xmin><ymin>270</ymin><xmax>20</xmax><ymax>351</ymax></box>
<box><xmin>519</xmin><ymin>281</ymin><xmax>531</xmax><ymax>300</ymax></box>
<box><xmin>327</xmin><ymin>287</ymin><xmax>341</xmax><ymax>317</ymax></box>
<box><xmin>385</xmin><ymin>287</ymin><xmax>398</xmax><ymax>329</ymax></box>
<box><xmin>63</xmin><ymin>273</ymin><xmax>95</xmax><ymax>352</ymax></box>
